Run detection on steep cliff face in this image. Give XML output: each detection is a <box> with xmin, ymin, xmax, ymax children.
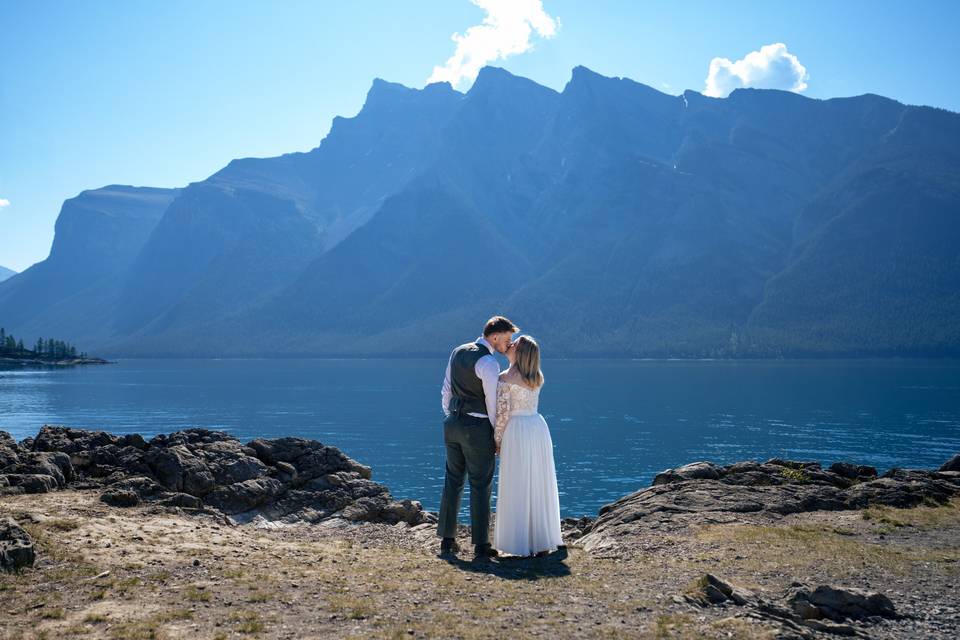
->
<box><xmin>3</xmin><ymin>66</ymin><xmax>958</xmax><ymax>357</ymax></box>
<box><xmin>0</xmin><ymin>185</ymin><xmax>179</xmax><ymax>344</ymax></box>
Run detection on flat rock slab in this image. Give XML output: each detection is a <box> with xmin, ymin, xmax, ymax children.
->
<box><xmin>686</xmin><ymin>574</ymin><xmax>898</xmax><ymax>638</ymax></box>
<box><xmin>578</xmin><ymin>456</ymin><xmax>960</xmax><ymax>553</ymax></box>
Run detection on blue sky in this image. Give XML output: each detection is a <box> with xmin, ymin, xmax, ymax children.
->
<box><xmin>2</xmin><ymin>0</ymin><xmax>958</xmax><ymax>272</ymax></box>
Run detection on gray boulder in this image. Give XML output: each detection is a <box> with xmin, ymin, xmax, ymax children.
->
<box><xmin>0</xmin><ymin>431</ymin><xmax>73</xmax><ymax>491</ymax></box>
<box><xmin>145</xmin><ymin>444</ymin><xmax>216</xmax><ymax>496</ymax></box>
<box><xmin>197</xmin><ymin>439</ymin><xmax>268</xmax><ymax>485</ymax></box>
<box><xmin>273</xmin><ymin>461</ymin><xmax>297</xmax><ymax>483</ymax></box>
<box><xmin>33</xmin><ymin>425</ymin><xmax>116</xmax><ymax>454</ymax></box>
<box><xmin>204</xmin><ymin>477</ymin><xmax>285</xmax><ymax>514</ymax></box>
<box><xmin>101</xmin><ymin>488</ymin><xmax>140</xmax><ymax>507</ymax></box>
<box><xmin>829</xmin><ymin>461</ymin><xmax>878</xmax><ymax>480</ymax></box>
<box><xmin>0</xmin><ymin>431</ymin><xmax>21</xmax><ymax>469</ymax></box>
<box><xmin>379</xmin><ymin>499</ymin><xmax>427</xmax><ymax>525</ymax></box>
<box><xmin>940</xmin><ymin>453</ymin><xmax>960</xmax><ymax>472</ymax></box>
<box><xmin>249</xmin><ymin>436</ymin><xmax>372</xmax><ymax>482</ymax></box>
<box><xmin>0</xmin><ymin>518</ymin><xmax>35</xmax><ymax>572</ymax></box>
<box><xmin>2</xmin><ymin>473</ymin><xmax>58</xmax><ymax>493</ymax></box>
<box><xmin>788</xmin><ymin>585</ymin><xmax>897</xmax><ymax>622</ymax></box>
<box><xmin>158</xmin><ymin>492</ymin><xmax>203</xmax><ymax>509</ymax></box>
<box><xmin>94</xmin><ymin>474</ymin><xmax>162</xmax><ymax>509</ymax></box>
<box><xmin>652</xmin><ymin>461</ymin><xmax>721</xmax><ymax>485</ymax></box>
<box><xmin>684</xmin><ymin>573</ymin><xmax>756</xmax><ymax>607</ymax></box>
<box><xmin>8</xmin><ymin>451</ymin><xmax>71</xmax><ymax>487</ymax></box>
<box><xmin>339</xmin><ymin>496</ymin><xmax>426</xmax><ymax>525</ymax></box>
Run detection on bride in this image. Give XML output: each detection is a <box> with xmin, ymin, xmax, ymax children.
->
<box><xmin>493</xmin><ymin>335</ymin><xmax>563</xmax><ymax>557</ymax></box>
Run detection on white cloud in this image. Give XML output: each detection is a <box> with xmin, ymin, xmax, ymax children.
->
<box><xmin>703</xmin><ymin>42</ymin><xmax>809</xmax><ymax>98</ymax></box>
<box><xmin>0</xmin><ymin>199</ymin><xmax>9</xmax><ymax>208</ymax></box>
<box><xmin>427</xmin><ymin>0</ymin><xmax>558</xmax><ymax>88</ymax></box>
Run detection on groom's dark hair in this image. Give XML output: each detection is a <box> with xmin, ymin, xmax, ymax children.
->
<box><xmin>483</xmin><ymin>315</ymin><xmax>519</xmax><ymax>337</ymax></box>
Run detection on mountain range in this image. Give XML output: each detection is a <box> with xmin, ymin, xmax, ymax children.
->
<box><xmin>1</xmin><ymin>65</ymin><xmax>958</xmax><ymax>357</ymax></box>
<box><xmin>0</xmin><ymin>267</ymin><xmax>15</xmax><ymax>283</ymax></box>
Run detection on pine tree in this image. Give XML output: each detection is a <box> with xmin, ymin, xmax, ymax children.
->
<box><xmin>0</xmin><ymin>330</ymin><xmax>93</xmax><ymax>361</ymax></box>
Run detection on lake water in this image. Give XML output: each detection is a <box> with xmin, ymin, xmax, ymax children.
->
<box><xmin>2</xmin><ymin>358</ymin><xmax>959</xmax><ymax>518</ymax></box>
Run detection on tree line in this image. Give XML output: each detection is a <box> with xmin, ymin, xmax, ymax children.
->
<box><xmin>0</xmin><ymin>327</ymin><xmax>86</xmax><ymax>360</ymax></box>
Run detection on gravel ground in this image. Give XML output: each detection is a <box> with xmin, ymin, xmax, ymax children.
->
<box><xmin>1</xmin><ymin>490</ymin><xmax>958</xmax><ymax>639</ymax></box>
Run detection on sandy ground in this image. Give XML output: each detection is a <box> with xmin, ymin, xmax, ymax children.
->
<box><xmin>1</xmin><ymin>490</ymin><xmax>958</xmax><ymax>639</ymax></box>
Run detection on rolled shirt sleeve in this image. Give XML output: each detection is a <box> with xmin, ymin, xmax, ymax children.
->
<box><xmin>475</xmin><ymin>354</ymin><xmax>501</xmax><ymax>424</ymax></box>
<box><xmin>441</xmin><ymin>356</ymin><xmax>453</xmax><ymax>417</ymax></box>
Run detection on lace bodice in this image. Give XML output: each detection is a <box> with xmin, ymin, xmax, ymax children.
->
<box><xmin>494</xmin><ymin>381</ymin><xmax>541</xmax><ymax>445</ymax></box>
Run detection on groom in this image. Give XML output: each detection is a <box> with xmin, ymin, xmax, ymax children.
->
<box><xmin>437</xmin><ymin>315</ymin><xmax>518</xmax><ymax>558</ymax></box>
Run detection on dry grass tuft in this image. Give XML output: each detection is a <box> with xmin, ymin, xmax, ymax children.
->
<box><xmin>230</xmin><ymin>610</ymin><xmax>265</xmax><ymax>634</ymax></box>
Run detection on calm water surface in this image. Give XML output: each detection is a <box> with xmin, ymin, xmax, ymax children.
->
<box><xmin>2</xmin><ymin>358</ymin><xmax>959</xmax><ymax>517</ymax></box>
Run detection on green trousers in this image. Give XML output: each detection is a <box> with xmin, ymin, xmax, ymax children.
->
<box><xmin>436</xmin><ymin>413</ymin><xmax>496</xmax><ymax>546</ymax></box>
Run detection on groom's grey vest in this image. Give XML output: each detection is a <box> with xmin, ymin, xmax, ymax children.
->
<box><xmin>447</xmin><ymin>341</ymin><xmax>491</xmax><ymax>417</ymax></box>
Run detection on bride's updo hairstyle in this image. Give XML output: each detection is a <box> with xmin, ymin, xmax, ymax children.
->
<box><xmin>514</xmin><ymin>335</ymin><xmax>544</xmax><ymax>389</ymax></box>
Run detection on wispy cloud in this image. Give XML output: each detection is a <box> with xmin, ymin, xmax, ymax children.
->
<box><xmin>703</xmin><ymin>43</ymin><xmax>808</xmax><ymax>98</ymax></box>
<box><xmin>427</xmin><ymin>0</ymin><xmax>558</xmax><ymax>88</ymax></box>
<box><xmin>0</xmin><ymin>198</ymin><xmax>10</xmax><ymax>208</ymax></box>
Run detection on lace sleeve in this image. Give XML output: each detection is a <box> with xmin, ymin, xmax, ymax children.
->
<box><xmin>494</xmin><ymin>382</ymin><xmax>510</xmax><ymax>446</ymax></box>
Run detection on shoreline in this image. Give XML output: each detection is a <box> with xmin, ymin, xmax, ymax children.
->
<box><xmin>1</xmin><ymin>425</ymin><xmax>957</xmax><ymax>522</ymax></box>
<box><xmin>2</xmin><ymin>426</ymin><xmax>959</xmax><ymax>638</ymax></box>
<box><xmin>0</xmin><ymin>356</ymin><xmax>112</xmax><ymax>368</ymax></box>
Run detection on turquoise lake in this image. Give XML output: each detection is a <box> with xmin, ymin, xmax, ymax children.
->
<box><xmin>2</xmin><ymin>358</ymin><xmax>959</xmax><ymax>517</ymax></box>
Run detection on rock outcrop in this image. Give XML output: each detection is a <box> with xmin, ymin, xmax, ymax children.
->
<box><xmin>0</xmin><ymin>517</ymin><xmax>35</xmax><ymax>572</ymax></box>
<box><xmin>683</xmin><ymin>573</ymin><xmax>757</xmax><ymax>607</ymax></box>
<box><xmin>786</xmin><ymin>584</ymin><xmax>897</xmax><ymax>623</ymax></box>
<box><xmin>578</xmin><ymin>456</ymin><xmax>960</xmax><ymax>553</ymax></box>
<box><xmin>685</xmin><ymin>573</ymin><xmax>900</xmax><ymax>638</ymax></box>
<box><xmin>940</xmin><ymin>454</ymin><xmax>960</xmax><ymax>472</ymax></box>
<box><xmin>1</xmin><ymin>426</ymin><xmax>429</xmax><ymax>526</ymax></box>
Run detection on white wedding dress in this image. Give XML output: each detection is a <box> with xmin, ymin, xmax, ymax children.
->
<box><xmin>493</xmin><ymin>380</ymin><xmax>563</xmax><ymax>556</ymax></box>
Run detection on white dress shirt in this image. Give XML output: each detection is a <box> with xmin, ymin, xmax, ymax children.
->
<box><xmin>441</xmin><ymin>336</ymin><xmax>500</xmax><ymax>423</ymax></box>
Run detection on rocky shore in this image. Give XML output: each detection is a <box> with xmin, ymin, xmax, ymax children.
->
<box><xmin>0</xmin><ymin>426</ymin><xmax>428</xmax><ymax>526</ymax></box>
<box><xmin>2</xmin><ymin>426</ymin><xmax>959</xmax><ymax>639</ymax></box>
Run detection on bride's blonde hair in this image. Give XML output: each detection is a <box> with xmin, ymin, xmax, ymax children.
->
<box><xmin>514</xmin><ymin>335</ymin><xmax>544</xmax><ymax>389</ymax></box>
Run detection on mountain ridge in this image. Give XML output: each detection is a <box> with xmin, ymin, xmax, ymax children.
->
<box><xmin>2</xmin><ymin>65</ymin><xmax>958</xmax><ymax>358</ymax></box>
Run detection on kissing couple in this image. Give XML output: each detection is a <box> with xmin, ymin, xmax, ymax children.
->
<box><xmin>437</xmin><ymin>315</ymin><xmax>563</xmax><ymax>559</ymax></box>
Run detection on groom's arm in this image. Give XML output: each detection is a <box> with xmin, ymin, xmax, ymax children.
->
<box><xmin>441</xmin><ymin>357</ymin><xmax>452</xmax><ymax>417</ymax></box>
<box><xmin>475</xmin><ymin>355</ymin><xmax>500</xmax><ymax>425</ymax></box>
